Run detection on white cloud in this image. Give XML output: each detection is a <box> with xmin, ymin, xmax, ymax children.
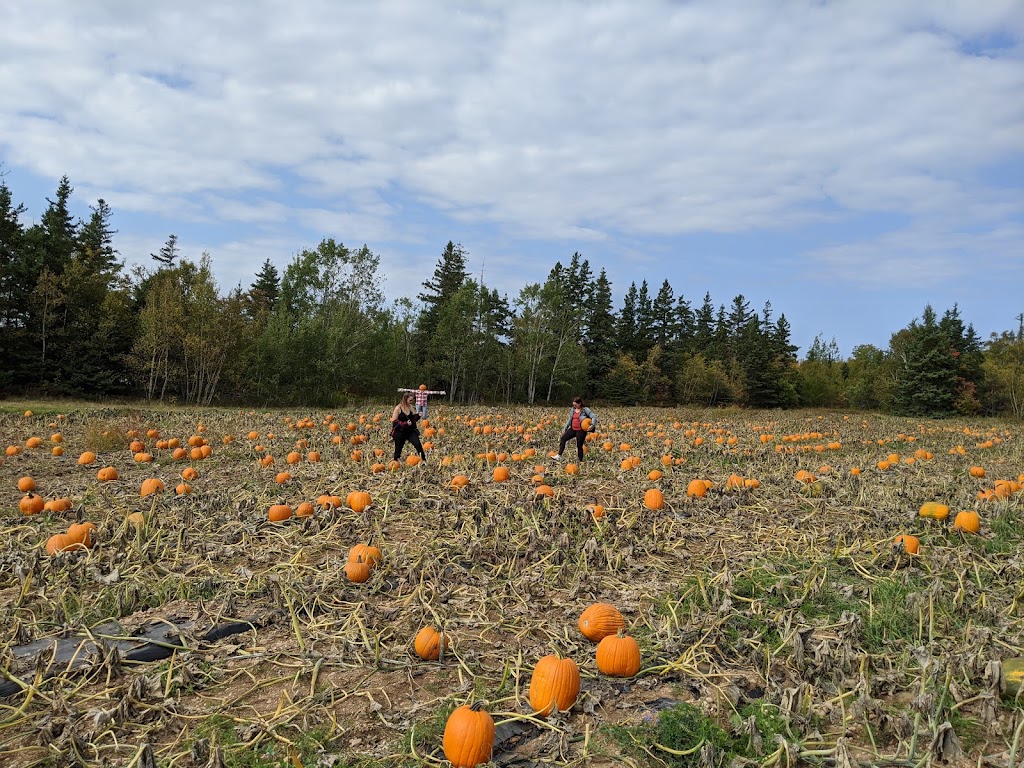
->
<box><xmin>1</xmin><ymin>0</ymin><xmax>1021</xmax><ymax>351</ymax></box>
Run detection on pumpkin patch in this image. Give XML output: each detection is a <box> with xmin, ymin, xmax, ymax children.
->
<box><xmin>0</xmin><ymin>404</ymin><xmax>1020</xmax><ymax>766</ymax></box>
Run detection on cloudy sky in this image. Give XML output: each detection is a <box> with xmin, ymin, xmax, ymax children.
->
<box><xmin>2</xmin><ymin>1</ymin><xmax>1022</xmax><ymax>357</ymax></box>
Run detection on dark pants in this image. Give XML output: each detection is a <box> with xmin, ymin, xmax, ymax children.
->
<box><xmin>394</xmin><ymin>429</ymin><xmax>425</xmax><ymax>461</ymax></box>
<box><xmin>559</xmin><ymin>429</ymin><xmax>586</xmax><ymax>461</ymax></box>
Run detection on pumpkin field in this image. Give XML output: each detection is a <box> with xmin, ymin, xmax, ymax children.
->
<box><xmin>1</xmin><ymin>402</ymin><xmax>1022</xmax><ymax>768</ymax></box>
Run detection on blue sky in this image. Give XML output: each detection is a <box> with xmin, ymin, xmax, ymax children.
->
<box><xmin>1</xmin><ymin>0</ymin><xmax>1022</xmax><ymax>358</ymax></box>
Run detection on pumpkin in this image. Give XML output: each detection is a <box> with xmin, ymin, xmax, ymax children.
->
<box><xmin>492</xmin><ymin>466</ymin><xmax>510</xmax><ymax>482</ymax></box>
<box><xmin>968</xmin><ymin>466</ymin><xmax>986</xmax><ymax>479</ymax></box>
<box><xmin>581</xmin><ymin>417</ymin><xmax>592</xmax><ymax>431</ymax></box>
<box><xmin>47</xmin><ymin>497</ymin><xmax>72</xmax><ymax>513</ymax></box>
<box><xmin>348</xmin><ymin>543</ymin><xmax>382</xmax><ymax>567</ymax></box>
<box><xmin>414</xmin><ymin>626</ymin><xmax>448</xmax><ymax>661</ymax></box>
<box><xmin>442</xmin><ymin>703</ymin><xmax>495</xmax><ymax>768</ymax></box>
<box><xmin>686</xmin><ymin>479</ymin><xmax>708</xmax><ymax>498</ymax></box>
<box><xmin>450</xmin><ymin>474</ymin><xmax>470</xmax><ymax>490</ymax></box>
<box><xmin>134</xmin><ymin>452</ymin><xmax>154</xmax><ymax>463</ymax></box>
<box><xmin>596</xmin><ymin>630</ymin><xmax>642</xmax><ymax>677</ymax></box>
<box><xmin>647</xmin><ymin>469</ymin><xmax>663</xmax><ymax>482</ymax></box>
<box><xmin>295</xmin><ymin>501</ymin><xmax>315</xmax><ymax>518</ymax></box>
<box><xmin>45</xmin><ymin>533</ymin><xmax>76</xmax><ymax>555</ymax></box>
<box><xmin>274</xmin><ymin>471</ymin><xmax>292</xmax><ymax>484</ymax></box>
<box><xmin>20</xmin><ymin>492</ymin><xmax>45</xmax><ymax>515</ymax></box>
<box><xmin>528</xmin><ymin>653</ymin><xmax>581</xmax><ymax>717</ymax></box>
<box><xmin>175</xmin><ymin>483</ymin><xmax>192</xmax><ymax>496</ymax></box>
<box><xmin>127</xmin><ymin>511</ymin><xmax>145</xmax><ymax>528</ymax></box>
<box><xmin>587</xmin><ymin>503</ymin><xmax>606</xmax><ymax>520</ymax></box>
<box><xmin>953</xmin><ymin>509</ymin><xmax>981</xmax><ymax>534</ymax></box>
<box><xmin>406</xmin><ymin>454</ymin><xmax>421</xmax><ymax>466</ymax></box>
<box><xmin>344</xmin><ymin>555</ymin><xmax>372</xmax><ymax>583</ymax></box>
<box><xmin>347</xmin><ymin>491</ymin><xmax>372</xmax><ymax>513</ymax></box>
<box><xmin>77</xmin><ymin>451</ymin><xmax>97</xmax><ymax>465</ymax></box>
<box><xmin>96</xmin><ymin>466</ymin><xmax>119</xmax><ymax>482</ymax></box>
<box><xmin>1002</xmin><ymin>657</ymin><xmax>1024</xmax><ymax>700</ymax></box>
<box><xmin>419</xmin><ymin>383</ymin><xmax>428</xmax><ymax>391</ymax></box>
<box><xmin>919</xmin><ymin>502</ymin><xmax>950</xmax><ymax>521</ymax></box>
<box><xmin>579</xmin><ymin>603</ymin><xmax>625</xmax><ymax>642</ymax></box>
<box><xmin>17</xmin><ymin>476</ymin><xmax>36</xmax><ymax>492</ymax></box>
<box><xmin>286</xmin><ymin>451</ymin><xmax>302</xmax><ymax>465</ymax></box>
<box><xmin>895</xmin><ymin>534</ymin><xmax>920</xmax><ymax>555</ymax></box>
<box><xmin>67</xmin><ymin>522</ymin><xmax>97</xmax><ymax>548</ymax></box>
<box><xmin>140</xmin><ymin>478</ymin><xmax>165</xmax><ymax>497</ymax></box>
<box><xmin>268</xmin><ymin>503</ymin><xmax>293</xmax><ymax>522</ymax></box>
<box><xmin>52</xmin><ymin>446</ymin><xmax>64</xmax><ymax>456</ymax></box>
<box><xmin>535</xmin><ymin>484</ymin><xmax>554</xmax><ymax>498</ymax></box>
<box><xmin>643</xmin><ymin>488</ymin><xmax>665</xmax><ymax>510</ymax></box>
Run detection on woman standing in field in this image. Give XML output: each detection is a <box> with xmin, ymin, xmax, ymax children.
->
<box><xmin>391</xmin><ymin>392</ymin><xmax>426</xmax><ymax>462</ymax></box>
<box><xmin>551</xmin><ymin>396</ymin><xmax>598</xmax><ymax>463</ymax></box>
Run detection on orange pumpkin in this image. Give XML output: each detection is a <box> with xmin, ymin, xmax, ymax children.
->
<box><xmin>140</xmin><ymin>478</ymin><xmax>165</xmax><ymax>497</ymax></box>
<box><xmin>492</xmin><ymin>466</ymin><xmax>510</xmax><ymax>482</ymax></box>
<box><xmin>442</xmin><ymin>703</ymin><xmax>495</xmax><ymax>768</ymax></box>
<box><xmin>347</xmin><ymin>491</ymin><xmax>372</xmax><ymax>513</ymax></box>
<box><xmin>344</xmin><ymin>555</ymin><xmax>371</xmax><ymax>583</ymax></box>
<box><xmin>895</xmin><ymin>534</ymin><xmax>920</xmax><ymax>555</ymax></box>
<box><xmin>20</xmin><ymin>492</ymin><xmax>45</xmax><ymax>515</ymax></box>
<box><xmin>953</xmin><ymin>509</ymin><xmax>981</xmax><ymax>534</ymax></box>
<box><xmin>414</xmin><ymin>626</ymin><xmax>448</xmax><ymax>661</ymax></box>
<box><xmin>268</xmin><ymin>503</ymin><xmax>293</xmax><ymax>522</ymax></box>
<box><xmin>643</xmin><ymin>488</ymin><xmax>665</xmax><ymax>510</ymax></box>
<box><xmin>578</xmin><ymin>603</ymin><xmax>625</xmax><ymax>642</ymax></box>
<box><xmin>596</xmin><ymin>630</ymin><xmax>642</xmax><ymax>677</ymax></box>
<box><xmin>528</xmin><ymin>653</ymin><xmax>581</xmax><ymax>717</ymax></box>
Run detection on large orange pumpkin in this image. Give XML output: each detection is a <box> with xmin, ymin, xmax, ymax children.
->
<box><xmin>578</xmin><ymin>603</ymin><xmax>625</xmax><ymax>642</ymax></box>
<box><xmin>596</xmin><ymin>630</ymin><xmax>642</xmax><ymax>677</ymax></box>
<box><xmin>442</xmin><ymin>703</ymin><xmax>495</xmax><ymax>768</ymax></box>
<box><xmin>528</xmin><ymin>653</ymin><xmax>581</xmax><ymax>717</ymax></box>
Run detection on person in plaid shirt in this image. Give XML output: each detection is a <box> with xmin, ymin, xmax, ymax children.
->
<box><xmin>397</xmin><ymin>384</ymin><xmax>446</xmax><ymax>419</ymax></box>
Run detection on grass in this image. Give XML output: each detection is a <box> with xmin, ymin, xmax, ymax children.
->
<box><xmin>607</xmin><ymin>700</ymin><xmax>783</xmax><ymax>768</ymax></box>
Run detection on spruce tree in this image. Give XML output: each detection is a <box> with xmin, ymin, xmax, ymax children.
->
<box><xmin>892</xmin><ymin>305</ymin><xmax>958</xmax><ymax>416</ymax></box>
<box><xmin>584</xmin><ymin>269</ymin><xmax>616</xmax><ymax>398</ymax></box>
<box><xmin>417</xmin><ymin>241</ymin><xmax>468</xmax><ymax>348</ymax></box>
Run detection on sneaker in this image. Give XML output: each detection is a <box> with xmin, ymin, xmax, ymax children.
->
<box><xmin>551</xmin><ymin>453</ymin><xmax>562</xmax><ymax>461</ymax></box>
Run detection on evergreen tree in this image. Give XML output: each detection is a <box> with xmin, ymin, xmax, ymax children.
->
<box><xmin>583</xmin><ymin>270</ymin><xmax>616</xmax><ymax>398</ymax></box>
<box><xmin>0</xmin><ymin>180</ymin><xmax>30</xmax><ymax>389</ymax></box>
<box><xmin>152</xmin><ymin>234</ymin><xmax>181</xmax><ymax>267</ymax></box>
<box><xmin>248</xmin><ymin>258</ymin><xmax>280</xmax><ymax>317</ymax></box>
<box><xmin>417</xmin><ymin>240</ymin><xmax>469</xmax><ymax>347</ymax></box>
<box><xmin>77</xmin><ymin>198</ymin><xmax>120</xmax><ymax>280</ymax></box>
<box><xmin>694</xmin><ymin>292</ymin><xmax>716</xmax><ymax>356</ymax></box>
<box><xmin>633</xmin><ymin>280</ymin><xmax>654</xmax><ymax>359</ymax></box>
<box><xmin>615</xmin><ymin>282</ymin><xmax>640</xmax><ymax>359</ymax></box>
<box><xmin>891</xmin><ymin>305</ymin><xmax>958</xmax><ymax>417</ymax></box>
<box><xmin>37</xmin><ymin>175</ymin><xmax>77</xmax><ymax>275</ymax></box>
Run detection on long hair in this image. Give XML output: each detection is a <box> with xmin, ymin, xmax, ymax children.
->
<box><xmin>573</xmin><ymin>396</ymin><xmax>585</xmax><ymax>407</ymax></box>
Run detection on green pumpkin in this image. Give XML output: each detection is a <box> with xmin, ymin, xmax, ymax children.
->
<box><xmin>1002</xmin><ymin>657</ymin><xmax>1024</xmax><ymax>700</ymax></box>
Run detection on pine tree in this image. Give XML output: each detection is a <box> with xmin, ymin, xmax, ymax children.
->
<box><xmin>248</xmin><ymin>258</ymin><xmax>280</xmax><ymax>316</ymax></box>
<box><xmin>77</xmin><ymin>198</ymin><xmax>120</xmax><ymax>280</ymax></box>
<box><xmin>38</xmin><ymin>175</ymin><xmax>77</xmax><ymax>275</ymax></box>
<box><xmin>152</xmin><ymin>234</ymin><xmax>180</xmax><ymax>267</ymax></box>
<box><xmin>615</xmin><ymin>282</ymin><xmax>640</xmax><ymax>359</ymax></box>
<box><xmin>584</xmin><ymin>269</ymin><xmax>616</xmax><ymax>398</ymax></box>
<box><xmin>417</xmin><ymin>241</ymin><xmax>468</xmax><ymax>349</ymax></box>
<box><xmin>892</xmin><ymin>305</ymin><xmax>958</xmax><ymax>416</ymax></box>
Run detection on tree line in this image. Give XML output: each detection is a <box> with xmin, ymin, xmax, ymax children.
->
<box><xmin>2</xmin><ymin>175</ymin><xmax>1023</xmax><ymax>417</ymax></box>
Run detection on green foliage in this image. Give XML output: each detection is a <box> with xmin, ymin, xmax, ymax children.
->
<box><xmin>608</xmin><ymin>700</ymin><xmax>783</xmax><ymax>767</ymax></box>
<box><xmin>0</xmin><ymin>173</ymin><xmax>1016</xmax><ymax>412</ymax></box>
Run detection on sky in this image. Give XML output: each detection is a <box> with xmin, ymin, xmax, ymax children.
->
<box><xmin>1</xmin><ymin>0</ymin><xmax>1022</xmax><ymax>358</ymax></box>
